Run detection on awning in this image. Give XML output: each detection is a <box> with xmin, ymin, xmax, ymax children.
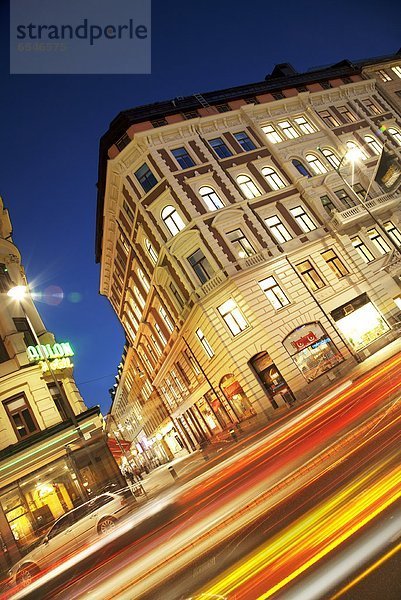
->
<box><xmin>107</xmin><ymin>437</ymin><xmax>131</xmax><ymax>460</ymax></box>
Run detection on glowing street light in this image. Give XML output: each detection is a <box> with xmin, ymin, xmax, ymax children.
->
<box><xmin>7</xmin><ymin>284</ymin><xmax>28</xmax><ymax>301</ymax></box>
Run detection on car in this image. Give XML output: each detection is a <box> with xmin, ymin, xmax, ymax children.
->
<box><xmin>8</xmin><ymin>492</ymin><xmax>131</xmax><ymax>587</ymax></box>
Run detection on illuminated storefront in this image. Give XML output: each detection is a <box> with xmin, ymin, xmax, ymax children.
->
<box><xmin>331</xmin><ymin>294</ymin><xmax>390</xmax><ymax>353</ymax></box>
<box><xmin>219</xmin><ymin>374</ymin><xmax>255</xmax><ymax>420</ymax></box>
<box><xmin>283</xmin><ymin>323</ymin><xmax>343</xmax><ymax>383</ymax></box>
<box><xmin>249</xmin><ymin>351</ymin><xmax>295</xmax><ymax>408</ymax></box>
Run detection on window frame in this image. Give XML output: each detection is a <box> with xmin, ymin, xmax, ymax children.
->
<box><xmin>384</xmin><ymin>221</ymin><xmax>401</xmax><ymax>246</ymax></box>
<box><xmin>187</xmin><ymin>249</ymin><xmax>214</xmax><ymax>284</ymax></box>
<box><xmin>261</xmin><ymin>166</ymin><xmax>287</xmax><ymax>190</ymax></box>
<box><xmin>388</xmin><ymin>128</ymin><xmax>401</xmax><ymax>146</ymax></box>
<box><xmin>318</xmin><ymin>110</ymin><xmax>340</xmax><ymax>128</ymax></box>
<box><xmin>259</xmin><ymin>276</ymin><xmax>290</xmax><ymax>310</ymax></box>
<box><xmin>208</xmin><ymin>137</ymin><xmax>233</xmax><ymax>159</ymax></box>
<box><xmin>321</xmin><ymin>249</ymin><xmax>349</xmax><ymax>278</ymax></box>
<box><xmin>294</xmin><ymin>116</ymin><xmax>316</xmax><ymax>134</ymax></box>
<box><xmin>226</xmin><ymin>228</ymin><xmax>256</xmax><ymax>258</ymax></box>
<box><xmin>171</xmin><ymin>147</ymin><xmax>196</xmax><ymax>169</ymax></box>
<box><xmin>364</xmin><ymin>135</ymin><xmax>382</xmax><ymax>155</ymax></box>
<box><xmin>337</xmin><ymin>105</ymin><xmax>358</xmax><ymax>123</ymax></box>
<box><xmin>195</xmin><ymin>328</ymin><xmax>214</xmax><ymax>358</ymax></box>
<box><xmin>321</xmin><ymin>148</ymin><xmax>341</xmax><ymax>169</ymax></box>
<box><xmin>236</xmin><ymin>174</ymin><xmax>262</xmax><ymax>199</ymax></box>
<box><xmin>134</xmin><ymin>163</ymin><xmax>158</xmax><ymax>193</ymax></box>
<box><xmin>296</xmin><ymin>259</ymin><xmax>325</xmax><ymax>291</ymax></box>
<box><xmin>351</xmin><ymin>236</ymin><xmax>375</xmax><ymax>263</ymax></box>
<box><xmin>277</xmin><ymin>120</ymin><xmax>299</xmax><ymax>139</ymax></box>
<box><xmin>217</xmin><ymin>298</ymin><xmax>249</xmax><ymax>337</ymax></box>
<box><xmin>233</xmin><ymin>131</ymin><xmax>257</xmax><ymax>152</ymax></box>
<box><xmin>265</xmin><ymin>215</ymin><xmax>293</xmax><ymax>244</ymax></box>
<box><xmin>367</xmin><ymin>228</ymin><xmax>391</xmax><ymax>255</ymax></box>
<box><xmin>161</xmin><ymin>205</ymin><xmax>186</xmax><ymax>236</ymax></box>
<box><xmin>261</xmin><ymin>124</ymin><xmax>283</xmax><ymax>144</ymax></box>
<box><xmin>198</xmin><ymin>186</ymin><xmax>225</xmax><ymax>211</ymax></box>
<box><xmin>289</xmin><ymin>205</ymin><xmax>317</xmax><ymax>233</ymax></box>
<box><xmin>145</xmin><ymin>239</ymin><xmax>159</xmax><ymax>264</ymax></box>
<box><xmin>3</xmin><ymin>394</ymin><xmax>40</xmax><ymax>441</ymax></box>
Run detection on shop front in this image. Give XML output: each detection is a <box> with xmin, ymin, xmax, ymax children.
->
<box><xmin>219</xmin><ymin>374</ymin><xmax>255</xmax><ymax>420</ymax></box>
<box><xmin>283</xmin><ymin>322</ymin><xmax>343</xmax><ymax>383</ymax></box>
<box><xmin>249</xmin><ymin>351</ymin><xmax>295</xmax><ymax>408</ymax></box>
<box><xmin>331</xmin><ymin>294</ymin><xmax>390</xmax><ymax>355</ymax></box>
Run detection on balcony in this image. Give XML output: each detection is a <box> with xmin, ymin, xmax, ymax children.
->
<box><xmin>330</xmin><ymin>191</ymin><xmax>400</xmax><ymax>230</ymax></box>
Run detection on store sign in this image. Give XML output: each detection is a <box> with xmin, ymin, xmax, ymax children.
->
<box><xmin>291</xmin><ymin>332</ymin><xmax>318</xmax><ymax>351</ymax></box>
<box><xmin>26</xmin><ymin>342</ymin><xmax>74</xmax><ymax>372</ymax></box>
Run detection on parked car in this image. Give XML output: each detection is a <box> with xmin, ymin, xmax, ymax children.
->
<box><xmin>9</xmin><ymin>492</ymin><xmax>130</xmax><ymax>587</ymax></box>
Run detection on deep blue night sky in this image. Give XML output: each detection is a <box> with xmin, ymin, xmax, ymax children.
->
<box><xmin>0</xmin><ymin>1</ymin><xmax>400</xmax><ymax>414</ymax></box>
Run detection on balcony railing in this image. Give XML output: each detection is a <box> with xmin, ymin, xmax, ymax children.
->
<box><xmin>331</xmin><ymin>191</ymin><xmax>400</xmax><ymax>229</ymax></box>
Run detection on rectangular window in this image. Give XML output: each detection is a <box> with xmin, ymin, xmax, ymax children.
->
<box><xmin>171</xmin><ymin>147</ymin><xmax>195</xmax><ymax>169</ymax></box>
<box><xmin>182</xmin><ymin>111</ymin><xmax>199</xmax><ymax>119</ymax></box>
<box><xmin>234</xmin><ymin>131</ymin><xmax>257</xmax><ymax>151</ymax></box>
<box><xmin>196</xmin><ymin>328</ymin><xmax>214</xmax><ymax>358</ymax></box>
<box><xmin>0</xmin><ymin>264</ymin><xmax>12</xmax><ymax>293</ymax></box>
<box><xmin>188</xmin><ymin>249</ymin><xmax>214</xmax><ymax>284</ymax></box>
<box><xmin>217</xmin><ymin>299</ymin><xmax>248</xmax><ymax>336</ymax></box>
<box><xmin>337</xmin><ymin>105</ymin><xmax>358</xmax><ymax>123</ymax></box>
<box><xmin>151</xmin><ymin>334</ymin><xmax>162</xmax><ymax>356</ymax></box>
<box><xmin>272</xmin><ymin>92</ymin><xmax>285</xmax><ymax>100</ymax></box>
<box><xmin>159</xmin><ymin>306</ymin><xmax>174</xmax><ymax>332</ymax></box>
<box><xmin>351</xmin><ymin>236</ymin><xmax>375</xmax><ymax>262</ymax></box>
<box><xmin>363</xmin><ymin>98</ymin><xmax>383</xmax><ymax>115</ymax></box>
<box><xmin>289</xmin><ymin>206</ymin><xmax>317</xmax><ymax>232</ymax></box>
<box><xmin>151</xmin><ymin>118</ymin><xmax>168</xmax><ymax>128</ymax></box>
<box><xmin>294</xmin><ymin>116</ymin><xmax>316</xmax><ymax>134</ymax></box>
<box><xmin>391</xmin><ymin>66</ymin><xmax>401</xmax><ymax>79</ymax></box>
<box><xmin>334</xmin><ymin>189</ymin><xmax>358</xmax><ymax>209</ymax></box>
<box><xmin>122</xmin><ymin>200</ymin><xmax>134</xmax><ymax>222</ymax></box>
<box><xmin>171</xmin><ymin>369</ymin><xmax>186</xmax><ymax>393</ymax></box>
<box><xmin>259</xmin><ymin>276</ymin><xmax>290</xmax><ymax>310</ymax></box>
<box><xmin>4</xmin><ymin>395</ymin><xmax>39</xmax><ymax>440</ymax></box>
<box><xmin>278</xmin><ymin>120</ymin><xmax>299</xmax><ymax>139</ymax></box>
<box><xmin>134</xmin><ymin>163</ymin><xmax>158</xmax><ymax>193</ymax></box>
<box><xmin>216</xmin><ymin>103</ymin><xmax>230</xmax><ymax>113</ymax></box>
<box><xmin>384</xmin><ymin>221</ymin><xmax>401</xmax><ymax>245</ymax></box>
<box><xmin>321</xmin><ymin>195</ymin><xmax>336</xmax><ymax>214</ymax></box>
<box><xmin>318</xmin><ymin>110</ymin><xmax>340</xmax><ymax>128</ymax></box>
<box><xmin>169</xmin><ymin>282</ymin><xmax>185</xmax><ymax>308</ymax></box>
<box><xmin>265</xmin><ymin>215</ymin><xmax>292</xmax><ymax>243</ymax></box>
<box><xmin>226</xmin><ymin>228</ymin><xmax>255</xmax><ymax>258</ymax></box>
<box><xmin>47</xmin><ymin>383</ymin><xmax>69</xmax><ymax>421</ymax></box>
<box><xmin>155</xmin><ymin>322</ymin><xmax>167</xmax><ymax>345</ymax></box>
<box><xmin>119</xmin><ymin>233</ymin><xmax>130</xmax><ymax>254</ymax></box>
<box><xmin>262</xmin><ymin>124</ymin><xmax>283</xmax><ymax>144</ymax></box>
<box><xmin>13</xmin><ymin>318</ymin><xmax>36</xmax><ymax>347</ymax></box>
<box><xmin>208</xmin><ymin>137</ymin><xmax>233</xmax><ymax>159</ymax></box>
<box><xmin>296</xmin><ymin>260</ymin><xmax>325</xmax><ymax>290</ymax></box>
<box><xmin>184</xmin><ymin>349</ymin><xmax>201</xmax><ymax>375</ymax></box>
<box><xmin>367</xmin><ymin>228</ymin><xmax>391</xmax><ymax>255</ymax></box>
<box><xmin>378</xmin><ymin>69</ymin><xmax>392</xmax><ymax>82</ymax></box>
<box><xmin>321</xmin><ymin>249</ymin><xmax>349</xmax><ymax>277</ymax></box>
<box><xmin>353</xmin><ymin>183</ymin><xmax>369</xmax><ymax>201</ymax></box>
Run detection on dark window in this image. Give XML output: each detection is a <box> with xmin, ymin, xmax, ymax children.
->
<box><xmin>353</xmin><ymin>183</ymin><xmax>369</xmax><ymax>201</ymax></box>
<box><xmin>4</xmin><ymin>395</ymin><xmax>40</xmax><ymax>440</ymax></box>
<box><xmin>321</xmin><ymin>82</ymin><xmax>332</xmax><ymax>89</ymax></box>
<box><xmin>292</xmin><ymin>159</ymin><xmax>312</xmax><ymax>178</ymax></box>
<box><xmin>169</xmin><ymin>282</ymin><xmax>185</xmax><ymax>308</ymax></box>
<box><xmin>342</xmin><ymin>77</ymin><xmax>353</xmax><ymax>84</ymax></box>
<box><xmin>115</xmin><ymin>133</ymin><xmax>130</xmax><ymax>152</ymax></box>
<box><xmin>215</xmin><ymin>104</ymin><xmax>230</xmax><ymax>113</ymax></box>
<box><xmin>13</xmin><ymin>318</ymin><xmax>36</xmax><ymax>347</ymax></box>
<box><xmin>297</xmin><ymin>86</ymin><xmax>308</xmax><ymax>92</ymax></box>
<box><xmin>182</xmin><ymin>111</ymin><xmax>199</xmax><ymax>120</ymax></box>
<box><xmin>296</xmin><ymin>260</ymin><xmax>325</xmax><ymax>290</ymax></box>
<box><xmin>0</xmin><ymin>337</ymin><xmax>9</xmax><ymax>363</ymax></box>
<box><xmin>334</xmin><ymin>189</ymin><xmax>358</xmax><ymax>208</ymax></box>
<box><xmin>151</xmin><ymin>118</ymin><xmax>168</xmax><ymax>128</ymax></box>
<box><xmin>245</xmin><ymin>96</ymin><xmax>259</xmax><ymax>104</ymax></box>
<box><xmin>272</xmin><ymin>92</ymin><xmax>285</xmax><ymax>99</ymax></box>
<box><xmin>47</xmin><ymin>383</ymin><xmax>69</xmax><ymax>421</ymax></box>
<box><xmin>171</xmin><ymin>147</ymin><xmax>195</xmax><ymax>169</ymax></box>
<box><xmin>321</xmin><ymin>195</ymin><xmax>336</xmax><ymax>214</ymax></box>
<box><xmin>134</xmin><ymin>163</ymin><xmax>157</xmax><ymax>193</ymax></box>
<box><xmin>0</xmin><ymin>264</ymin><xmax>12</xmax><ymax>293</ymax></box>
<box><xmin>209</xmin><ymin>137</ymin><xmax>233</xmax><ymax>159</ymax></box>
<box><xmin>321</xmin><ymin>249</ymin><xmax>349</xmax><ymax>277</ymax></box>
<box><xmin>234</xmin><ymin>131</ymin><xmax>257</xmax><ymax>151</ymax></box>
<box><xmin>188</xmin><ymin>249</ymin><xmax>214</xmax><ymax>284</ymax></box>
<box><xmin>122</xmin><ymin>200</ymin><xmax>134</xmax><ymax>222</ymax></box>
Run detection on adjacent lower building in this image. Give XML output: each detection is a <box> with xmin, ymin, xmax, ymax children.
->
<box><xmin>0</xmin><ymin>197</ymin><xmax>124</xmax><ymax>571</ymax></box>
<box><xmin>95</xmin><ymin>51</ymin><xmax>401</xmax><ymax>455</ymax></box>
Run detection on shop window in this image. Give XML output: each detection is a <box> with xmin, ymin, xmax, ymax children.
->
<box><xmin>259</xmin><ymin>276</ymin><xmax>290</xmax><ymax>310</ymax></box>
<box><xmin>265</xmin><ymin>215</ymin><xmax>292</xmax><ymax>243</ymax></box>
<box><xmin>261</xmin><ymin>124</ymin><xmax>283</xmax><ymax>144</ymax></box>
<box><xmin>351</xmin><ymin>236</ymin><xmax>375</xmax><ymax>263</ymax></box>
<box><xmin>296</xmin><ymin>260</ymin><xmax>325</xmax><ymax>290</ymax></box>
<box><xmin>321</xmin><ymin>249</ymin><xmax>349</xmax><ymax>277</ymax></box>
<box><xmin>3</xmin><ymin>394</ymin><xmax>40</xmax><ymax>440</ymax></box>
<box><xmin>289</xmin><ymin>206</ymin><xmax>317</xmax><ymax>232</ymax></box>
<box><xmin>236</xmin><ymin>174</ymin><xmax>262</xmax><ymax>199</ymax></box>
<box><xmin>161</xmin><ymin>205</ymin><xmax>185</xmax><ymax>236</ymax></box>
<box><xmin>188</xmin><ymin>249</ymin><xmax>214</xmax><ymax>284</ymax></box>
<box><xmin>283</xmin><ymin>323</ymin><xmax>343</xmax><ymax>382</ymax></box>
<box><xmin>13</xmin><ymin>318</ymin><xmax>36</xmax><ymax>348</ymax></box>
<box><xmin>331</xmin><ymin>294</ymin><xmax>390</xmax><ymax>352</ymax></box>
<box><xmin>134</xmin><ymin>163</ymin><xmax>157</xmax><ymax>193</ymax></box>
<box><xmin>217</xmin><ymin>298</ymin><xmax>249</xmax><ymax>336</ymax></box>
<box><xmin>249</xmin><ymin>352</ymin><xmax>294</xmax><ymax>408</ymax></box>
<box><xmin>219</xmin><ymin>374</ymin><xmax>254</xmax><ymax>420</ymax></box>
<box><xmin>199</xmin><ymin>186</ymin><xmax>225</xmax><ymax>211</ymax></box>
<box><xmin>384</xmin><ymin>221</ymin><xmax>401</xmax><ymax>246</ymax></box>
<box><xmin>171</xmin><ymin>147</ymin><xmax>195</xmax><ymax>169</ymax></box>
<box><xmin>261</xmin><ymin>167</ymin><xmax>287</xmax><ymax>190</ymax></box>
<box><xmin>367</xmin><ymin>228</ymin><xmax>391</xmax><ymax>255</ymax></box>
<box><xmin>195</xmin><ymin>328</ymin><xmax>214</xmax><ymax>358</ymax></box>
<box><xmin>226</xmin><ymin>228</ymin><xmax>256</xmax><ymax>258</ymax></box>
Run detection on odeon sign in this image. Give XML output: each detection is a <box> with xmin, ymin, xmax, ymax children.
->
<box><xmin>26</xmin><ymin>342</ymin><xmax>74</xmax><ymax>373</ymax></box>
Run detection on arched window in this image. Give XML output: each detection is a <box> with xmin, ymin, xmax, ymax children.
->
<box><xmin>145</xmin><ymin>239</ymin><xmax>158</xmax><ymax>263</ymax></box>
<box><xmin>134</xmin><ymin>286</ymin><xmax>145</xmax><ymax>309</ymax></box>
<box><xmin>236</xmin><ymin>174</ymin><xmax>262</xmax><ymax>199</ymax></box>
<box><xmin>346</xmin><ymin>140</ymin><xmax>368</xmax><ymax>159</ymax></box>
<box><xmin>199</xmin><ymin>186</ymin><xmax>225</xmax><ymax>211</ymax></box>
<box><xmin>306</xmin><ymin>154</ymin><xmax>328</xmax><ymax>175</ymax></box>
<box><xmin>388</xmin><ymin>127</ymin><xmax>401</xmax><ymax>146</ymax></box>
<box><xmin>137</xmin><ymin>268</ymin><xmax>150</xmax><ymax>293</ymax></box>
<box><xmin>321</xmin><ymin>148</ymin><xmax>341</xmax><ymax>169</ymax></box>
<box><xmin>292</xmin><ymin>159</ymin><xmax>311</xmax><ymax>178</ymax></box>
<box><xmin>261</xmin><ymin>167</ymin><xmax>287</xmax><ymax>190</ymax></box>
<box><xmin>364</xmin><ymin>135</ymin><xmax>382</xmax><ymax>155</ymax></box>
<box><xmin>161</xmin><ymin>205</ymin><xmax>185</xmax><ymax>236</ymax></box>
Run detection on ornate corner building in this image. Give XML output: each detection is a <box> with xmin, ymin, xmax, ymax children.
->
<box><xmin>96</xmin><ymin>51</ymin><xmax>401</xmax><ymax>457</ymax></box>
<box><xmin>0</xmin><ymin>198</ymin><xmax>124</xmax><ymax>571</ymax></box>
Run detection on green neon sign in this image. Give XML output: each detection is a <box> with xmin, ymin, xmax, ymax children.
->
<box><xmin>27</xmin><ymin>342</ymin><xmax>74</xmax><ymax>372</ymax></box>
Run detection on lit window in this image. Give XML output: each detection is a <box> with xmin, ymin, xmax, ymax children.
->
<box><xmin>119</xmin><ymin>233</ymin><xmax>130</xmax><ymax>255</ymax></box>
<box><xmin>145</xmin><ymin>239</ymin><xmax>158</xmax><ymax>264</ymax></box>
<box><xmin>346</xmin><ymin>140</ymin><xmax>368</xmax><ymax>159</ymax></box>
<box><xmin>321</xmin><ymin>148</ymin><xmax>341</xmax><ymax>169</ymax></box>
<box><xmin>292</xmin><ymin>159</ymin><xmax>312</xmax><ymax>177</ymax></box>
<box><xmin>259</xmin><ymin>276</ymin><xmax>290</xmax><ymax>310</ymax></box>
<box><xmin>234</xmin><ymin>131</ymin><xmax>257</xmax><ymax>151</ymax></box>
<box><xmin>351</xmin><ymin>236</ymin><xmax>375</xmax><ymax>262</ymax></box>
<box><xmin>364</xmin><ymin>135</ymin><xmax>382</xmax><ymax>155</ymax></box>
<box><xmin>388</xmin><ymin>127</ymin><xmax>401</xmax><ymax>146</ymax></box>
<box><xmin>294</xmin><ymin>116</ymin><xmax>316</xmax><ymax>134</ymax></box>
<box><xmin>155</xmin><ymin>322</ymin><xmax>167</xmax><ymax>346</ymax></box>
<box><xmin>262</xmin><ymin>124</ymin><xmax>283</xmax><ymax>144</ymax></box>
<box><xmin>209</xmin><ymin>138</ymin><xmax>233</xmax><ymax>159</ymax></box>
<box><xmin>261</xmin><ymin>166</ymin><xmax>287</xmax><ymax>190</ymax></box>
<box><xmin>171</xmin><ymin>147</ymin><xmax>195</xmax><ymax>169</ymax></box>
<box><xmin>378</xmin><ymin>69</ymin><xmax>392</xmax><ymax>82</ymax></box>
<box><xmin>236</xmin><ymin>174</ymin><xmax>262</xmax><ymax>199</ymax></box>
<box><xmin>4</xmin><ymin>395</ymin><xmax>40</xmax><ymax>440</ymax></box>
<box><xmin>265</xmin><ymin>215</ymin><xmax>292</xmax><ymax>243</ymax></box>
<box><xmin>321</xmin><ymin>249</ymin><xmax>349</xmax><ymax>277</ymax></box>
<box><xmin>130</xmin><ymin>299</ymin><xmax>142</xmax><ymax>320</ymax></box>
<box><xmin>367</xmin><ymin>228</ymin><xmax>391</xmax><ymax>255</ymax></box>
<box><xmin>137</xmin><ymin>268</ymin><xmax>150</xmax><ymax>293</ymax></box>
<box><xmin>384</xmin><ymin>221</ymin><xmax>401</xmax><ymax>246</ymax></box>
<box><xmin>134</xmin><ymin>163</ymin><xmax>158</xmax><ymax>193</ymax></box>
<box><xmin>196</xmin><ymin>328</ymin><xmax>214</xmax><ymax>358</ymax></box>
<box><xmin>306</xmin><ymin>154</ymin><xmax>328</xmax><ymax>175</ymax></box>
<box><xmin>337</xmin><ymin>105</ymin><xmax>358</xmax><ymax>123</ymax></box>
<box><xmin>363</xmin><ymin>98</ymin><xmax>383</xmax><ymax>115</ymax></box>
<box><xmin>226</xmin><ymin>228</ymin><xmax>256</xmax><ymax>258</ymax></box>
<box><xmin>199</xmin><ymin>186</ymin><xmax>225</xmax><ymax>211</ymax></box>
<box><xmin>289</xmin><ymin>206</ymin><xmax>317</xmax><ymax>232</ymax></box>
<box><xmin>188</xmin><ymin>249</ymin><xmax>214</xmax><ymax>284</ymax></box>
<box><xmin>217</xmin><ymin>299</ymin><xmax>248</xmax><ymax>336</ymax></box>
<box><xmin>161</xmin><ymin>205</ymin><xmax>185</xmax><ymax>236</ymax></box>
<box><xmin>171</xmin><ymin>369</ymin><xmax>186</xmax><ymax>392</ymax></box>
<box><xmin>278</xmin><ymin>120</ymin><xmax>299</xmax><ymax>139</ymax></box>
<box><xmin>151</xmin><ymin>334</ymin><xmax>162</xmax><ymax>357</ymax></box>
<box><xmin>296</xmin><ymin>260</ymin><xmax>325</xmax><ymax>290</ymax></box>
<box><xmin>391</xmin><ymin>66</ymin><xmax>401</xmax><ymax>79</ymax></box>
<box><xmin>318</xmin><ymin>110</ymin><xmax>340</xmax><ymax>128</ymax></box>
<box><xmin>159</xmin><ymin>306</ymin><xmax>174</xmax><ymax>332</ymax></box>
<box><xmin>134</xmin><ymin>286</ymin><xmax>145</xmax><ymax>308</ymax></box>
